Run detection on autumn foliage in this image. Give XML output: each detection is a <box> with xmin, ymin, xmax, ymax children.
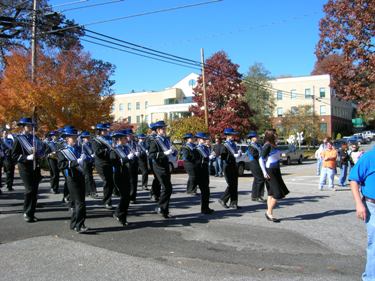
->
<box><xmin>0</xmin><ymin>48</ymin><xmax>114</xmax><ymax>131</ymax></box>
<box><xmin>315</xmin><ymin>0</ymin><xmax>375</xmax><ymax>117</ymax></box>
<box><xmin>189</xmin><ymin>51</ymin><xmax>254</xmax><ymax>137</ymax></box>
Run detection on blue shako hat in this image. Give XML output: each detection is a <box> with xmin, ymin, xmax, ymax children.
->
<box><xmin>153</xmin><ymin>121</ymin><xmax>167</xmax><ymax>129</ymax></box>
<box><xmin>17</xmin><ymin>117</ymin><xmax>34</xmax><ymax>126</ymax></box>
<box><xmin>48</xmin><ymin>130</ymin><xmax>58</xmax><ymax>136</ymax></box>
<box><xmin>195</xmin><ymin>132</ymin><xmax>209</xmax><ymax>140</ymax></box>
<box><xmin>247</xmin><ymin>131</ymin><xmax>257</xmax><ymax>138</ymax></box>
<box><xmin>61</xmin><ymin>128</ymin><xmax>78</xmax><ymax>138</ymax></box>
<box><xmin>80</xmin><ymin>131</ymin><xmax>91</xmax><ymax>138</ymax></box>
<box><xmin>95</xmin><ymin>123</ymin><xmax>109</xmax><ymax>130</ymax></box>
<box><xmin>137</xmin><ymin>134</ymin><xmax>146</xmax><ymax>139</ymax></box>
<box><xmin>224</xmin><ymin>128</ymin><xmax>239</xmax><ymax>135</ymax></box>
<box><xmin>183</xmin><ymin>133</ymin><xmax>194</xmax><ymax>139</ymax></box>
<box><xmin>111</xmin><ymin>131</ymin><xmax>126</xmax><ymax>139</ymax></box>
<box><xmin>149</xmin><ymin>123</ymin><xmax>156</xmax><ymax>131</ymax></box>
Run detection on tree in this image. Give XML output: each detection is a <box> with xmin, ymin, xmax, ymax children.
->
<box><xmin>315</xmin><ymin>0</ymin><xmax>375</xmax><ymax>117</ymax></box>
<box><xmin>189</xmin><ymin>51</ymin><xmax>255</xmax><ymax>137</ymax></box>
<box><xmin>0</xmin><ymin>48</ymin><xmax>114</xmax><ymax>131</ymax></box>
<box><xmin>244</xmin><ymin>63</ymin><xmax>275</xmax><ymax>134</ymax></box>
<box><xmin>168</xmin><ymin>116</ymin><xmax>207</xmax><ymax>141</ymax></box>
<box><xmin>280</xmin><ymin>105</ymin><xmax>325</xmax><ymax>143</ymax></box>
<box><xmin>0</xmin><ymin>0</ymin><xmax>83</xmax><ymax>68</ymax></box>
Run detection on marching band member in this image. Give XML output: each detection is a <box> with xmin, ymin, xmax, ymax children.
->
<box><xmin>11</xmin><ymin>117</ymin><xmax>45</xmax><ymax>222</ymax></box>
<box><xmin>92</xmin><ymin>123</ymin><xmax>115</xmax><ymax>209</ymax></box>
<box><xmin>125</xmin><ymin>128</ymin><xmax>140</xmax><ymax>204</ymax></box>
<box><xmin>0</xmin><ymin>127</ymin><xmax>15</xmax><ymax>193</ymax></box>
<box><xmin>57</xmin><ymin>127</ymin><xmax>89</xmax><ymax>233</ymax></box>
<box><xmin>45</xmin><ymin>131</ymin><xmax>60</xmax><ymax>194</ymax></box>
<box><xmin>137</xmin><ymin>134</ymin><xmax>149</xmax><ymax>191</ymax></box>
<box><xmin>80</xmin><ymin>131</ymin><xmax>98</xmax><ymax>198</ymax></box>
<box><xmin>147</xmin><ymin>123</ymin><xmax>161</xmax><ymax>202</ymax></box>
<box><xmin>195</xmin><ymin>132</ymin><xmax>215</xmax><ymax>214</ymax></box>
<box><xmin>180</xmin><ymin>133</ymin><xmax>198</xmax><ymax>195</ymax></box>
<box><xmin>218</xmin><ymin>128</ymin><xmax>242</xmax><ymax>209</ymax></box>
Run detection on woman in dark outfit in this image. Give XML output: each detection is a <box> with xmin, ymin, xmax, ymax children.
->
<box><xmin>259</xmin><ymin>129</ymin><xmax>289</xmax><ymax>222</ymax></box>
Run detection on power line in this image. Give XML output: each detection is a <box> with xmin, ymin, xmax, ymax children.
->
<box><xmin>45</xmin><ymin>0</ymin><xmax>223</xmax><ymax>34</ymax></box>
<box><xmin>59</xmin><ymin>0</ymin><xmax>124</xmax><ymax>12</ymax></box>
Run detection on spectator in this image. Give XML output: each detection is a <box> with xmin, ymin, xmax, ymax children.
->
<box><xmin>350</xmin><ymin>144</ymin><xmax>365</xmax><ymax>165</ymax></box>
<box><xmin>315</xmin><ymin>137</ymin><xmax>329</xmax><ymax>176</ymax></box>
<box><xmin>349</xmin><ymin>146</ymin><xmax>375</xmax><ymax>281</ymax></box>
<box><xmin>338</xmin><ymin>142</ymin><xmax>350</xmax><ymax>187</ymax></box>
<box><xmin>213</xmin><ymin>137</ymin><xmax>224</xmax><ymax>177</ymax></box>
<box><xmin>319</xmin><ymin>140</ymin><xmax>337</xmax><ymax>191</ymax></box>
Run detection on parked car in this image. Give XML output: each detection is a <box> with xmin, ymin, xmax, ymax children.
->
<box><xmin>353</xmin><ymin>133</ymin><xmax>368</xmax><ymax>144</ymax></box>
<box><xmin>236</xmin><ymin>144</ymin><xmax>252</xmax><ymax>176</ymax></box>
<box><xmin>343</xmin><ymin>136</ymin><xmax>361</xmax><ymax>146</ymax></box>
<box><xmin>333</xmin><ymin>139</ymin><xmax>348</xmax><ymax>150</ymax></box>
<box><xmin>278</xmin><ymin>144</ymin><xmax>304</xmax><ymax>165</ymax></box>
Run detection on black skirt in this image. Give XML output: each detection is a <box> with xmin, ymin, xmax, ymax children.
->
<box><xmin>265</xmin><ymin>167</ymin><xmax>289</xmax><ymax>199</ymax></box>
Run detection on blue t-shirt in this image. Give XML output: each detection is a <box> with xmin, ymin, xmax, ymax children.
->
<box><xmin>349</xmin><ymin>147</ymin><xmax>375</xmax><ymax>199</ymax></box>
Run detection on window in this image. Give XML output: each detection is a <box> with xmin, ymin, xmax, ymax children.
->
<box><xmin>276</xmin><ymin>91</ymin><xmax>283</xmax><ymax>100</ymax></box>
<box><xmin>188</xmin><ymin>79</ymin><xmax>196</xmax><ymax>88</ymax></box>
<box><xmin>136</xmin><ymin>116</ymin><xmax>140</xmax><ymax>124</ymax></box>
<box><xmin>144</xmin><ymin>115</ymin><xmax>148</xmax><ymax>123</ymax></box>
<box><xmin>305</xmin><ymin>88</ymin><xmax>312</xmax><ymax>99</ymax></box>
<box><xmin>319</xmin><ymin>87</ymin><xmax>325</xmax><ymax>98</ymax></box>
<box><xmin>145</xmin><ymin>101</ymin><xmax>148</xmax><ymax>109</ymax></box>
<box><xmin>320</xmin><ymin>105</ymin><xmax>326</xmax><ymax>115</ymax></box>
<box><xmin>127</xmin><ymin>103</ymin><xmax>131</xmax><ymax>110</ymax></box>
<box><xmin>119</xmin><ymin>103</ymin><xmax>124</xmax><ymax>111</ymax></box>
<box><xmin>320</xmin><ymin>123</ymin><xmax>327</xmax><ymax>133</ymax></box>
<box><xmin>127</xmin><ymin>116</ymin><xmax>131</xmax><ymax>123</ymax></box>
<box><xmin>136</xmin><ymin>102</ymin><xmax>140</xmax><ymax>110</ymax></box>
<box><xmin>291</xmin><ymin>106</ymin><xmax>298</xmax><ymax>115</ymax></box>
<box><xmin>291</xmin><ymin>89</ymin><xmax>297</xmax><ymax>99</ymax></box>
<box><xmin>277</xmin><ymin>107</ymin><xmax>283</xmax><ymax>117</ymax></box>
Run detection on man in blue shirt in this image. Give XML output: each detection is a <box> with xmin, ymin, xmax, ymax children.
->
<box><xmin>349</xmin><ymin>146</ymin><xmax>375</xmax><ymax>281</ymax></box>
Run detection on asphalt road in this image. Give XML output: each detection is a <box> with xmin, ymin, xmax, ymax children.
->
<box><xmin>0</xmin><ymin>143</ymin><xmax>373</xmax><ymax>281</ymax></box>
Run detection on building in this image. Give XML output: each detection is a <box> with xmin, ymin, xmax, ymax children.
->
<box><xmin>111</xmin><ymin>73</ymin><xmax>198</xmax><ymax>124</ymax></box>
<box><xmin>270</xmin><ymin>74</ymin><xmax>354</xmax><ymax>137</ymax></box>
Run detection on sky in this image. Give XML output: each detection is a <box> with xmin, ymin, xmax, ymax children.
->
<box><xmin>49</xmin><ymin>0</ymin><xmax>328</xmax><ymax>94</ymax></box>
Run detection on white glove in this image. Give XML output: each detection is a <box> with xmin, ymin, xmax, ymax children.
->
<box><xmin>128</xmin><ymin>153</ymin><xmax>134</xmax><ymax>159</ymax></box>
<box><xmin>135</xmin><ymin>151</ymin><xmax>140</xmax><ymax>157</ymax></box>
<box><xmin>209</xmin><ymin>155</ymin><xmax>215</xmax><ymax>160</ymax></box>
<box><xmin>234</xmin><ymin>151</ymin><xmax>242</xmax><ymax>158</ymax></box>
<box><xmin>263</xmin><ymin>172</ymin><xmax>270</xmax><ymax>180</ymax></box>
<box><xmin>164</xmin><ymin>149</ymin><xmax>172</xmax><ymax>156</ymax></box>
<box><xmin>26</xmin><ymin>154</ymin><xmax>34</xmax><ymax>160</ymax></box>
<box><xmin>91</xmin><ymin>154</ymin><xmax>95</xmax><ymax>158</ymax></box>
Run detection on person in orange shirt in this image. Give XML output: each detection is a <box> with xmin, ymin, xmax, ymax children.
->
<box><xmin>319</xmin><ymin>141</ymin><xmax>338</xmax><ymax>191</ymax></box>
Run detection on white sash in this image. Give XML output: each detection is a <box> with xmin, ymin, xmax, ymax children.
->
<box><xmin>60</xmin><ymin>148</ymin><xmax>83</xmax><ymax>172</ymax></box>
<box><xmin>115</xmin><ymin>146</ymin><xmax>127</xmax><ymax>159</ymax></box>
<box><xmin>95</xmin><ymin>136</ymin><xmax>113</xmax><ymax>150</ymax></box>
<box><xmin>155</xmin><ymin>136</ymin><xmax>170</xmax><ymax>152</ymax></box>
<box><xmin>224</xmin><ymin>141</ymin><xmax>238</xmax><ymax>156</ymax></box>
<box><xmin>196</xmin><ymin>145</ymin><xmax>209</xmax><ymax>158</ymax></box>
<box><xmin>17</xmin><ymin>135</ymin><xmax>33</xmax><ymax>154</ymax></box>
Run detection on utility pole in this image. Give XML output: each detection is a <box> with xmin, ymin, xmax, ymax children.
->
<box><xmin>200</xmin><ymin>48</ymin><xmax>208</xmax><ymax>128</ymax></box>
<box><xmin>31</xmin><ymin>0</ymin><xmax>38</xmax><ymax>82</ymax></box>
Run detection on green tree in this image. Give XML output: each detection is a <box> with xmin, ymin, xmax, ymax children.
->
<box><xmin>243</xmin><ymin>63</ymin><xmax>275</xmax><ymax>134</ymax></box>
<box><xmin>169</xmin><ymin>116</ymin><xmax>207</xmax><ymax>141</ymax></box>
<box><xmin>281</xmin><ymin>105</ymin><xmax>325</xmax><ymax>144</ymax></box>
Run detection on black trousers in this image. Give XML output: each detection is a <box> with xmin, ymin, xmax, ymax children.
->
<box><xmin>220</xmin><ymin>162</ymin><xmax>238</xmax><ymax>205</ymax></box>
<box><xmin>249</xmin><ymin>160</ymin><xmax>265</xmax><ymax>199</ymax></box>
<box><xmin>0</xmin><ymin>162</ymin><xmax>3</xmax><ymax>188</ymax></box>
<box><xmin>3</xmin><ymin>159</ymin><xmax>15</xmax><ymax>190</ymax></box>
<box><xmin>96</xmin><ymin>164</ymin><xmax>114</xmax><ymax>205</ymax></box>
<box><xmin>18</xmin><ymin>163</ymin><xmax>41</xmax><ymax>218</ymax></box>
<box><xmin>113</xmin><ymin>165</ymin><xmax>130</xmax><ymax>222</ymax></box>
<box><xmin>83</xmin><ymin>161</ymin><xmax>96</xmax><ymax>195</ymax></box>
<box><xmin>185</xmin><ymin>162</ymin><xmax>197</xmax><ymax>193</ymax></box>
<box><xmin>129</xmin><ymin>162</ymin><xmax>139</xmax><ymax>201</ymax></box>
<box><xmin>196</xmin><ymin>164</ymin><xmax>210</xmax><ymax>211</ymax></box>
<box><xmin>66</xmin><ymin>173</ymin><xmax>86</xmax><ymax>230</ymax></box>
<box><xmin>138</xmin><ymin>158</ymin><xmax>149</xmax><ymax>188</ymax></box>
<box><xmin>47</xmin><ymin>158</ymin><xmax>60</xmax><ymax>192</ymax></box>
<box><xmin>152</xmin><ymin>162</ymin><xmax>172</xmax><ymax>214</ymax></box>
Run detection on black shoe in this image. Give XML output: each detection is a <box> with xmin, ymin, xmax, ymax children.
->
<box><xmin>51</xmin><ymin>189</ymin><xmax>59</xmax><ymax>194</ymax></box>
<box><xmin>130</xmin><ymin>200</ymin><xmax>137</xmax><ymax>204</ymax></box>
<box><xmin>142</xmin><ymin>186</ymin><xmax>150</xmax><ymax>191</ymax></box>
<box><xmin>162</xmin><ymin>212</ymin><xmax>172</xmax><ymax>219</ymax></box>
<box><xmin>257</xmin><ymin>198</ymin><xmax>266</xmax><ymax>203</ymax></box>
<box><xmin>265</xmin><ymin>213</ymin><xmax>281</xmax><ymax>223</ymax></box>
<box><xmin>201</xmin><ymin>208</ymin><xmax>214</xmax><ymax>215</ymax></box>
<box><xmin>23</xmin><ymin>214</ymin><xmax>38</xmax><ymax>223</ymax></box>
<box><xmin>113</xmin><ymin>214</ymin><xmax>128</xmax><ymax>227</ymax></box>
<box><xmin>105</xmin><ymin>203</ymin><xmax>113</xmax><ymax>210</ymax></box>
<box><xmin>74</xmin><ymin>225</ymin><xmax>89</xmax><ymax>233</ymax></box>
<box><xmin>7</xmin><ymin>187</ymin><xmax>14</xmax><ymax>192</ymax></box>
<box><xmin>218</xmin><ymin>199</ymin><xmax>229</xmax><ymax>209</ymax></box>
<box><xmin>229</xmin><ymin>204</ymin><xmax>241</xmax><ymax>209</ymax></box>
<box><xmin>251</xmin><ymin>198</ymin><xmax>257</xmax><ymax>201</ymax></box>
<box><xmin>90</xmin><ymin>193</ymin><xmax>99</xmax><ymax>199</ymax></box>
